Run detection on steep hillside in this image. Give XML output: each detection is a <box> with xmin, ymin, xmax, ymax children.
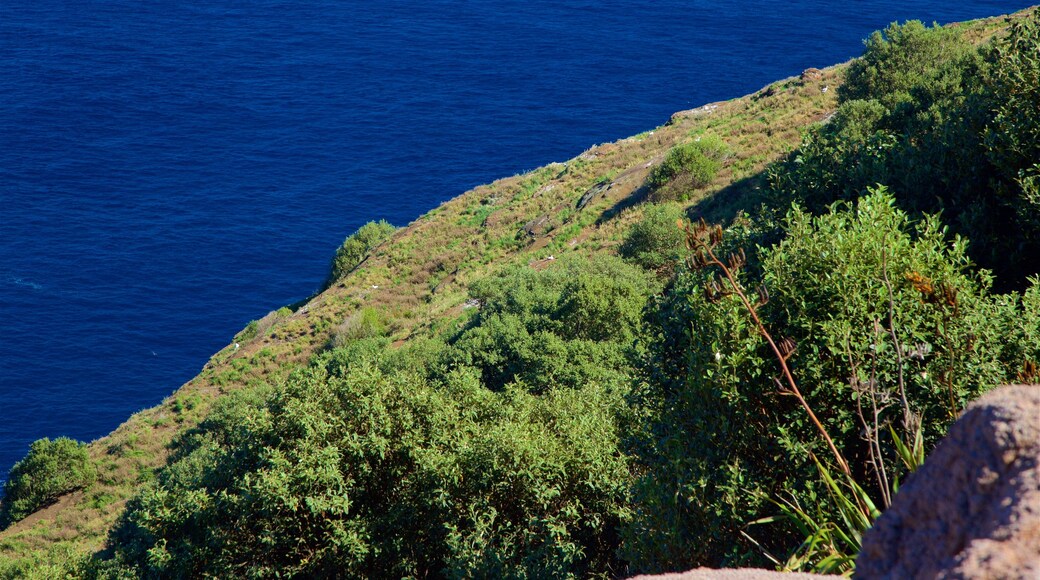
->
<box><xmin>0</xmin><ymin>7</ymin><xmax>1033</xmax><ymax>576</ymax></box>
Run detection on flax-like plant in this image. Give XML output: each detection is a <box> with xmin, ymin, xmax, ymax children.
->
<box><xmin>756</xmin><ymin>421</ymin><xmax>925</xmax><ymax>576</ymax></box>
<box><xmin>890</xmin><ymin>424</ymin><xmax>925</xmax><ymax>476</ymax></box>
<box><xmin>753</xmin><ymin>455</ymin><xmax>881</xmax><ymax>576</ymax></box>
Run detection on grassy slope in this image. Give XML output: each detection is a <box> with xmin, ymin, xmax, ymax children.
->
<box><xmin>0</xmin><ymin>8</ymin><xmax>1028</xmax><ymax>572</ymax></box>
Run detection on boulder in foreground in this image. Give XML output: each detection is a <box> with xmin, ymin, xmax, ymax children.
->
<box><xmin>629</xmin><ymin>569</ymin><xmax>819</xmax><ymax>580</ymax></box>
<box><xmin>857</xmin><ymin>384</ymin><xmax>1040</xmax><ymax>578</ymax></box>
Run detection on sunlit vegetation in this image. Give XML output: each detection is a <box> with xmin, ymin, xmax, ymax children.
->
<box><xmin>648</xmin><ymin>134</ymin><xmax>730</xmax><ymax>201</ymax></box>
<box><xmin>1</xmin><ymin>438</ymin><xmax>96</xmax><ymax>527</ymax></box>
<box><xmin>325</xmin><ymin>220</ymin><xmax>398</xmax><ymax>289</ymax></box>
<box><xmin>3</xmin><ymin>8</ymin><xmax>1039</xmax><ymax>577</ymax></box>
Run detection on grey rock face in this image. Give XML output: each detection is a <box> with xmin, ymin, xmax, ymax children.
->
<box><xmin>856</xmin><ymin>385</ymin><xmax>1040</xmax><ymax>579</ymax></box>
<box><xmin>629</xmin><ymin>569</ymin><xmax>820</xmax><ymax>580</ymax></box>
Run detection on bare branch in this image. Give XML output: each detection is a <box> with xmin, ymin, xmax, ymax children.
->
<box><xmin>880</xmin><ymin>249</ymin><xmax>912</xmax><ymax>436</ymax></box>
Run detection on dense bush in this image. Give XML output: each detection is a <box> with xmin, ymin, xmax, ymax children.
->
<box><xmin>1</xmin><ymin>437</ymin><xmax>96</xmax><ymax>527</ymax></box>
<box><xmin>104</xmin><ymin>344</ymin><xmax>633</xmax><ymax>578</ymax></box>
<box><xmin>98</xmin><ymin>253</ymin><xmax>654</xmax><ymax>577</ymax></box>
<box><xmin>769</xmin><ymin>21</ymin><xmax>983</xmax><ymax>210</ymax></box>
<box><xmin>770</xmin><ymin>15</ymin><xmax>1040</xmax><ymax>284</ymax></box>
<box><xmin>624</xmin><ymin>190</ymin><xmax>1040</xmax><ymax>571</ymax></box>
<box><xmin>983</xmin><ymin>14</ymin><xmax>1040</xmax><ymax>237</ymax></box>
<box><xmin>324</xmin><ymin>220</ymin><xmax>397</xmax><ymax>289</ymax></box>
<box><xmin>446</xmin><ymin>254</ymin><xmax>654</xmax><ymax>393</ymax></box>
<box><xmin>620</xmin><ymin>203</ymin><xmax>687</xmax><ymax>273</ymax></box>
<box><xmin>839</xmin><ymin>20</ymin><xmax>971</xmax><ymax>108</ymax></box>
<box><xmin>648</xmin><ymin>135</ymin><xmax>728</xmax><ymax>200</ymax></box>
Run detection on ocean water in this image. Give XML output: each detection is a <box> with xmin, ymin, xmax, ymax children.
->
<box><xmin>0</xmin><ymin>0</ymin><xmax>1031</xmax><ymax>480</ymax></box>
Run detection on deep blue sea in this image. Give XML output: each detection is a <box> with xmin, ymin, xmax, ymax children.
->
<box><xmin>0</xmin><ymin>1</ymin><xmax>1032</xmax><ymax>480</ymax></box>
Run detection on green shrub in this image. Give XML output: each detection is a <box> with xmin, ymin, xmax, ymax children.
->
<box><xmin>235</xmin><ymin>319</ymin><xmax>261</xmax><ymax>342</ymax></box>
<box><xmin>446</xmin><ymin>254</ymin><xmax>654</xmax><ymax>393</ymax></box>
<box><xmin>767</xmin><ymin>16</ymin><xmax>1040</xmax><ymax>284</ymax></box>
<box><xmin>620</xmin><ymin>203</ymin><xmax>687</xmax><ymax>272</ymax></box>
<box><xmin>1</xmin><ymin>437</ymin><xmax>96</xmax><ymax>527</ymax></box>
<box><xmin>827</xmin><ymin>99</ymin><xmax>888</xmax><ymax>143</ymax></box>
<box><xmin>624</xmin><ymin>190</ymin><xmax>1040</xmax><ymax>572</ymax></box>
<box><xmin>768</xmin><ymin>24</ymin><xmax>983</xmax><ymax>217</ymax></box>
<box><xmin>105</xmin><ymin>345</ymin><xmax>632</xmax><ymax>578</ymax></box>
<box><xmin>327</xmin><ymin>306</ymin><xmax>387</xmax><ymax>349</ymax></box>
<box><xmin>324</xmin><ymin>220</ymin><xmax>397</xmax><ymax>289</ymax></box>
<box><xmin>839</xmin><ymin>20</ymin><xmax>971</xmax><ymax>108</ymax></box>
<box><xmin>648</xmin><ymin>135</ymin><xmax>728</xmax><ymax>199</ymax></box>
<box><xmin>983</xmin><ymin>13</ymin><xmax>1040</xmax><ymax>237</ymax></box>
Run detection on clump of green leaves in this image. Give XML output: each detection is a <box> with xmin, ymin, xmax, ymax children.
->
<box><xmin>324</xmin><ymin>220</ymin><xmax>397</xmax><ymax>289</ymax></box>
<box><xmin>620</xmin><ymin>203</ymin><xmax>687</xmax><ymax>273</ymax></box>
<box><xmin>649</xmin><ymin>135</ymin><xmax>728</xmax><ymax>200</ymax></box>
<box><xmin>446</xmin><ymin>254</ymin><xmax>654</xmax><ymax>393</ymax></box>
<box><xmin>624</xmin><ymin>190</ymin><xmax>1040</xmax><ymax>572</ymax></box>
<box><xmin>103</xmin><ymin>344</ymin><xmax>633</xmax><ymax>578</ymax></box>
<box><xmin>1</xmin><ymin>437</ymin><xmax>96</xmax><ymax>527</ymax></box>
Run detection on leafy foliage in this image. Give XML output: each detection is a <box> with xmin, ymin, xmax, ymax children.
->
<box><xmin>325</xmin><ymin>220</ymin><xmax>397</xmax><ymax>289</ymax></box>
<box><xmin>624</xmin><ymin>191</ymin><xmax>1040</xmax><ymax>572</ymax></box>
<box><xmin>101</xmin><ymin>256</ymin><xmax>652</xmax><ymax>577</ymax></box>
<box><xmin>103</xmin><ymin>343</ymin><xmax>633</xmax><ymax>578</ymax></box>
<box><xmin>446</xmin><ymin>254</ymin><xmax>654</xmax><ymax>393</ymax></box>
<box><xmin>620</xmin><ymin>203</ymin><xmax>687</xmax><ymax>273</ymax></box>
<box><xmin>770</xmin><ymin>15</ymin><xmax>1040</xmax><ymax>284</ymax></box>
<box><xmin>839</xmin><ymin>20</ymin><xmax>971</xmax><ymax>108</ymax></box>
<box><xmin>649</xmin><ymin>135</ymin><xmax>728</xmax><ymax>200</ymax></box>
<box><xmin>983</xmin><ymin>14</ymin><xmax>1040</xmax><ymax>237</ymax></box>
<box><xmin>769</xmin><ymin>20</ymin><xmax>984</xmax><ymax>213</ymax></box>
<box><xmin>1</xmin><ymin>438</ymin><xmax>96</xmax><ymax>527</ymax></box>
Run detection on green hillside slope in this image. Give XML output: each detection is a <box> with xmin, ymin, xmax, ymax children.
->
<box><xmin>1</xmin><ymin>7</ymin><xmax>1036</xmax><ymax>577</ymax></box>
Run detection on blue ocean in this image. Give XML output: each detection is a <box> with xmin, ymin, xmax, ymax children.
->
<box><xmin>0</xmin><ymin>0</ymin><xmax>1031</xmax><ymax>479</ymax></box>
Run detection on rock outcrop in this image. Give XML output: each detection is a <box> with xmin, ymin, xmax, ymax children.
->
<box><xmin>629</xmin><ymin>569</ymin><xmax>819</xmax><ymax>580</ymax></box>
<box><xmin>856</xmin><ymin>384</ymin><xmax>1040</xmax><ymax>578</ymax></box>
<box><xmin>800</xmin><ymin>68</ymin><xmax>823</xmax><ymax>82</ymax></box>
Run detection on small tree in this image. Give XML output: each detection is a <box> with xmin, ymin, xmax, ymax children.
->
<box><xmin>621</xmin><ymin>203</ymin><xmax>687</xmax><ymax>273</ymax></box>
<box><xmin>839</xmin><ymin>20</ymin><xmax>970</xmax><ymax>108</ymax></box>
<box><xmin>324</xmin><ymin>220</ymin><xmax>397</xmax><ymax>289</ymax></box>
<box><xmin>1</xmin><ymin>437</ymin><xmax>96</xmax><ymax>527</ymax></box>
<box><xmin>649</xmin><ymin>135</ymin><xmax>728</xmax><ymax>200</ymax></box>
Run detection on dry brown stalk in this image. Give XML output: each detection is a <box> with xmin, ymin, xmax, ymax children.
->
<box><xmin>681</xmin><ymin>219</ymin><xmax>853</xmax><ymax>479</ymax></box>
<box><xmin>845</xmin><ymin>329</ymin><xmax>893</xmax><ymax>508</ymax></box>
